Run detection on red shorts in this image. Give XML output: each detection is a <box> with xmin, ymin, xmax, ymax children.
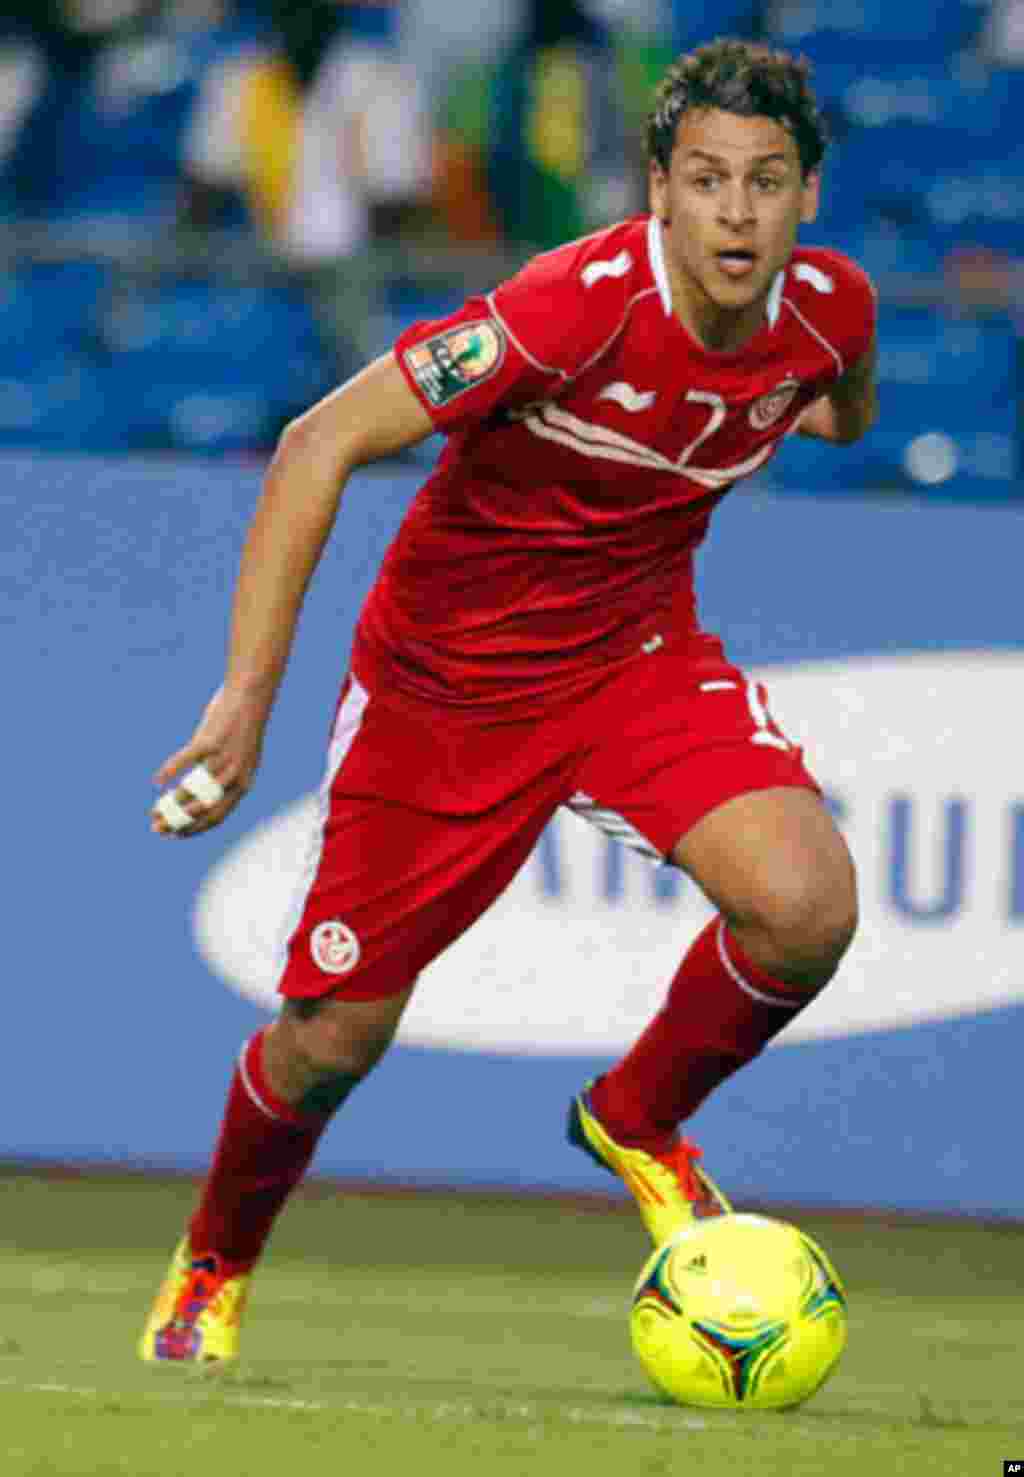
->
<box><xmin>277</xmin><ymin>639</ymin><xmax>820</xmax><ymax>1002</ymax></box>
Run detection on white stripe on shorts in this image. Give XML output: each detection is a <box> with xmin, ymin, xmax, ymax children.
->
<box><xmin>273</xmin><ymin>673</ymin><xmax>371</xmax><ymax>983</ymax></box>
<box><xmin>566</xmin><ymin>789</ymin><xmax>663</xmax><ymax>861</ymax></box>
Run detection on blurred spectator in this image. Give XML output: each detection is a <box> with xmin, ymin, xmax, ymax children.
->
<box><xmin>946</xmin><ymin>246</ymin><xmax>1024</xmax><ymax>323</ymax></box>
<box><xmin>980</xmin><ymin>0</ymin><xmax>1024</xmax><ymax>65</ymax></box>
<box><xmin>180</xmin><ymin>0</ymin><xmax>433</xmax><ymax>262</ymax></box>
<box><xmin>0</xmin><ymin>0</ymin><xmax>235</xmax><ymax>226</ymax></box>
<box><xmin>0</xmin><ymin>35</ymin><xmax>45</xmax><ymax>187</ymax></box>
<box><xmin>432</xmin><ymin>0</ymin><xmax>643</xmax><ymax>250</ymax></box>
<box><xmin>944</xmin><ymin>245</ymin><xmax>1024</xmax><ymax>471</ymax></box>
<box><xmin>486</xmin><ymin>0</ymin><xmax>634</xmax><ymax>248</ymax></box>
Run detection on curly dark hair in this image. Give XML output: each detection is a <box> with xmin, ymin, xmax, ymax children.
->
<box><xmin>646</xmin><ymin>38</ymin><xmax>829</xmax><ymax>179</ymax></box>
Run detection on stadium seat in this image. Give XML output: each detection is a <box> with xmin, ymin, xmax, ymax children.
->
<box><xmin>671</xmin><ymin>0</ymin><xmax>760</xmax><ymax>50</ymax></box>
<box><xmin>379</xmin><ymin>281</ymin><xmax>465</xmax><ymax>355</ymax></box>
<box><xmin>0</xmin><ymin>262</ymin><xmax>110</xmax><ymax>372</ymax></box>
<box><xmin>7</xmin><ymin>34</ymin><xmax>202</xmax><ymax>226</ymax></box>
<box><xmin>765</xmin><ymin>429</ymin><xmax>879</xmax><ymax>495</ymax></box>
<box><xmin>810</xmin><ymin>59</ymin><xmax>1011</xmax><ymax>138</ymax></box>
<box><xmin>818</xmin><ymin>111</ymin><xmax>1024</xmax><ymax>251</ymax></box>
<box><xmin>0</xmin><ymin>354</ymin><xmax>159</xmax><ymax>452</ymax></box>
<box><xmin>769</xmin><ymin>423</ymin><xmax>1019</xmax><ymax>503</ymax></box>
<box><xmin>98</xmin><ymin>279</ymin><xmax>335</xmax><ymax>433</ymax></box>
<box><xmin>139</xmin><ymin>381</ymin><xmax>284</xmax><ymax>453</ymax></box>
<box><xmin>917</xmin><ymin>147</ymin><xmax>1024</xmax><ymax>254</ymax></box>
<box><xmin>3</xmin><ymin>9</ymin><xmax>275</xmax><ymax>228</ymax></box>
<box><xmin>766</xmin><ymin>0</ymin><xmax>986</xmax><ymax>62</ymax></box>
<box><xmin>768</xmin><ymin>307</ymin><xmax>1020</xmax><ymax>503</ymax></box>
<box><xmin>875</xmin><ymin>308</ymin><xmax>1018</xmax><ymax>425</ymax></box>
<box><xmin>819</xmin><ymin>223</ymin><xmax>943</xmax><ymax>290</ymax></box>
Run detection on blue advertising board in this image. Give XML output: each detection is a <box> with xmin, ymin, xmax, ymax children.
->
<box><xmin>3</xmin><ymin>449</ymin><xmax>1021</xmax><ymax>1215</ymax></box>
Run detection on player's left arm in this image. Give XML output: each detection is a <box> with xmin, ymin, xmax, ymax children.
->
<box><xmin>796</xmin><ymin>337</ymin><xmax>878</xmax><ymax>445</ymax></box>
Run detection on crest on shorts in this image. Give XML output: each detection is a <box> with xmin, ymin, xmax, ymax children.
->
<box><xmin>404</xmin><ymin>320</ymin><xmax>505</xmax><ymax>407</ymax></box>
<box><xmin>749</xmin><ymin>377</ymin><xmax>800</xmax><ymax>430</ymax></box>
<box><xmin>310</xmin><ymin>919</ymin><xmax>361</xmax><ymax>976</ymax></box>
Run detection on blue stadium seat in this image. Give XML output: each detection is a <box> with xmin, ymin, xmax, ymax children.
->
<box><xmin>99</xmin><ymin>279</ymin><xmax>334</xmax><ymax>412</ymax></box>
<box><xmin>7</xmin><ymin>32</ymin><xmax>203</xmax><ymax>225</ymax></box>
<box><xmin>767</xmin><ymin>0</ymin><xmax>986</xmax><ymax>62</ymax></box>
<box><xmin>0</xmin><ymin>262</ymin><xmax>110</xmax><ymax>372</ymax></box>
<box><xmin>809</xmin><ymin>63</ymin><xmax>1016</xmax><ymax>238</ymax></box>
<box><xmin>137</xmin><ymin>380</ymin><xmax>284</xmax><ymax>453</ymax></box>
<box><xmin>914</xmin><ymin>145</ymin><xmax>1024</xmax><ymax>253</ymax></box>
<box><xmin>819</xmin><ymin>224</ymin><xmax>943</xmax><ymax>289</ymax></box>
<box><xmin>378</xmin><ymin>282</ymin><xmax>466</xmax><ymax>357</ymax></box>
<box><xmin>671</xmin><ymin>0</ymin><xmax>760</xmax><ymax>50</ymax></box>
<box><xmin>765</xmin><ymin>429</ymin><xmax>879</xmax><ymax>495</ymax></box>
<box><xmin>769</xmin><ymin>424</ymin><xmax>1019</xmax><ymax>502</ymax></box>
<box><xmin>810</xmin><ymin>60</ymin><xmax>1011</xmax><ymax>138</ymax></box>
<box><xmin>819</xmin><ymin>111</ymin><xmax>1024</xmax><ymax>249</ymax></box>
<box><xmin>768</xmin><ymin>306</ymin><xmax>1020</xmax><ymax>503</ymax></box>
<box><xmin>0</xmin><ymin>354</ymin><xmax>158</xmax><ymax>451</ymax></box>
<box><xmin>875</xmin><ymin>308</ymin><xmax>1018</xmax><ymax>425</ymax></box>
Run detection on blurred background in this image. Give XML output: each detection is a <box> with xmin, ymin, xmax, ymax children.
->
<box><xmin>2</xmin><ymin>0</ymin><xmax>1022</xmax><ymax>1219</ymax></box>
<box><xmin>0</xmin><ymin>0</ymin><xmax>1019</xmax><ymax>494</ymax></box>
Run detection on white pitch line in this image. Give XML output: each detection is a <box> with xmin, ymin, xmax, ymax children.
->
<box><xmin>0</xmin><ymin>1377</ymin><xmax>329</xmax><ymax>1413</ymax></box>
<box><xmin>0</xmin><ymin>1376</ymin><xmax>708</xmax><ymax>1431</ymax></box>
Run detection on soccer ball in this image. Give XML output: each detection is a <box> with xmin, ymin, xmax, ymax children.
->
<box><xmin>630</xmin><ymin>1213</ymin><xmax>847</xmax><ymax>1411</ymax></box>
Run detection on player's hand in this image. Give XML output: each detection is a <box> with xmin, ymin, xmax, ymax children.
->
<box><xmin>151</xmin><ymin>685</ymin><xmax>269</xmax><ymax>838</ymax></box>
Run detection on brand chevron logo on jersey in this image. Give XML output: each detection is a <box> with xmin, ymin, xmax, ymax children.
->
<box><xmin>581</xmin><ymin>251</ymin><xmax>632</xmax><ymax>288</ymax></box>
<box><xmin>792</xmin><ymin>262</ymin><xmax>834</xmax><ymax>294</ymax></box>
<box><xmin>596</xmin><ymin>381</ymin><xmax>657</xmax><ymax>413</ymax></box>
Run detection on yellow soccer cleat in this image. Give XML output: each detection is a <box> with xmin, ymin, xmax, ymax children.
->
<box><xmin>138</xmin><ymin>1235</ymin><xmax>251</xmax><ymax>1363</ymax></box>
<box><xmin>568</xmin><ymin>1083</ymin><xmax>731</xmax><ymax>1245</ymax></box>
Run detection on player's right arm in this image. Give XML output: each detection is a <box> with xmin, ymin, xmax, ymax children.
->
<box><xmin>151</xmin><ymin>353</ymin><xmax>434</xmax><ymax>837</ymax></box>
<box><xmin>796</xmin><ymin>338</ymin><xmax>878</xmax><ymax>445</ymax></box>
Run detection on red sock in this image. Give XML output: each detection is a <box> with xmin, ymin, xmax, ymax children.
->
<box><xmin>590</xmin><ymin>916</ymin><xmax>811</xmax><ymax>1145</ymax></box>
<box><xmin>188</xmin><ymin>1028</ymin><xmax>332</xmax><ymax>1268</ymax></box>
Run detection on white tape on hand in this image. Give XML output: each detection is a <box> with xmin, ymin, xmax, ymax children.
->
<box><xmin>155</xmin><ymin>792</ymin><xmax>195</xmax><ymax>832</ymax></box>
<box><xmin>181</xmin><ymin>763</ymin><xmax>225</xmax><ymax>808</ymax></box>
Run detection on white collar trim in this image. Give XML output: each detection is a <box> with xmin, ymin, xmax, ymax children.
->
<box><xmin>647</xmin><ymin>215</ymin><xmax>673</xmax><ymax>317</ymax></box>
<box><xmin>648</xmin><ymin>215</ymin><xmax>786</xmax><ymax>330</ymax></box>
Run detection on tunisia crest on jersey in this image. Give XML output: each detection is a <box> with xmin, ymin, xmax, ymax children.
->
<box><xmin>749</xmin><ymin>378</ymin><xmax>800</xmax><ymax>430</ymax></box>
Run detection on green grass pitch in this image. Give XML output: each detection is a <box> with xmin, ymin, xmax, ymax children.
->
<box><xmin>0</xmin><ymin>1172</ymin><xmax>1022</xmax><ymax>1476</ymax></box>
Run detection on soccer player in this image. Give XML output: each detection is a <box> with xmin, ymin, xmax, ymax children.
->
<box><xmin>140</xmin><ymin>38</ymin><xmax>877</xmax><ymax>1361</ymax></box>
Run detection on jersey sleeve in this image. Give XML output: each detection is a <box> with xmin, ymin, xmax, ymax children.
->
<box><xmin>823</xmin><ymin>250</ymin><xmax>877</xmax><ymax>369</ymax></box>
<box><xmin>394</xmin><ymin>233</ymin><xmax>634</xmax><ymax>433</ymax></box>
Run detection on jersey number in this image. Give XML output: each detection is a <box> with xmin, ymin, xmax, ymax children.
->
<box><xmin>680</xmin><ymin>391</ymin><xmax>727</xmax><ymax>466</ymax></box>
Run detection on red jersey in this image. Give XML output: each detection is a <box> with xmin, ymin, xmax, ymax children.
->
<box><xmin>355</xmin><ymin>215</ymin><xmax>875</xmax><ymax>707</ymax></box>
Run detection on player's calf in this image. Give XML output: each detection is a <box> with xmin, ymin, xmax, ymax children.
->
<box><xmin>139</xmin><ymin>991</ymin><xmax>413</xmax><ymax>1364</ymax></box>
<box><xmin>263</xmin><ymin>986</ymin><xmax>413</xmax><ymax>1104</ymax></box>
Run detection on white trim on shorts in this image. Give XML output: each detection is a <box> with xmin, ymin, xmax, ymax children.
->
<box><xmin>273</xmin><ymin>673</ymin><xmax>371</xmax><ymax>985</ymax></box>
<box><xmin>566</xmin><ymin>789</ymin><xmax>663</xmax><ymax>861</ymax></box>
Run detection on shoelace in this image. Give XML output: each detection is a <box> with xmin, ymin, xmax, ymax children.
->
<box><xmin>658</xmin><ymin>1137</ymin><xmax>709</xmax><ymax>1205</ymax></box>
<box><xmin>173</xmin><ymin>1261</ymin><xmax>222</xmax><ymax>1328</ymax></box>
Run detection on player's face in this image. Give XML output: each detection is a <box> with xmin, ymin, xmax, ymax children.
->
<box><xmin>649</xmin><ymin>108</ymin><xmax>819</xmax><ymax>347</ymax></box>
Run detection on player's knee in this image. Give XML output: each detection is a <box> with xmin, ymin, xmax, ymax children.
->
<box><xmin>744</xmin><ymin>862</ymin><xmax>858</xmax><ymax>981</ymax></box>
<box><xmin>301</xmin><ymin>1016</ymin><xmax>396</xmax><ymax>1079</ymax></box>
<box><xmin>283</xmin><ymin>996</ymin><xmax>400</xmax><ymax>1080</ymax></box>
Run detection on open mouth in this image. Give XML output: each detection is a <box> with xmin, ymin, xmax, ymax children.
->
<box><xmin>715</xmin><ymin>250</ymin><xmax>758</xmax><ymax>278</ymax></box>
